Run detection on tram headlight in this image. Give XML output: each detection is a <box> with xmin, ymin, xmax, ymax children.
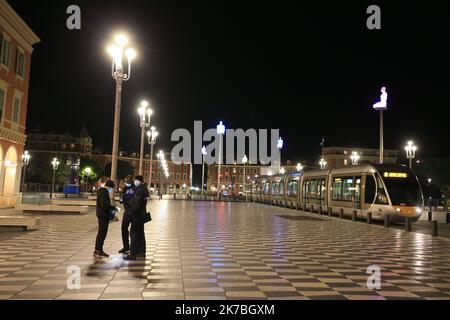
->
<box><xmin>415</xmin><ymin>207</ymin><xmax>422</xmax><ymax>214</ymax></box>
<box><xmin>395</xmin><ymin>208</ymin><xmax>401</xmax><ymax>212</ymax></box>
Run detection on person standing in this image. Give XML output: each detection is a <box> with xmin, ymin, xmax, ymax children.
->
<box><xmin>125</xmin><ymin>175</ymin><xmax>149</xmax><ymax>260</ymax></box>
<box><xmin>119</xmin><ymin>175</ymin><xmax>134</xmax><ymax>254</ymax></box>
<box><xmin>94</xmin><ymin>178</ymin><xmax>116</xmax><ymax>258</ymax></box>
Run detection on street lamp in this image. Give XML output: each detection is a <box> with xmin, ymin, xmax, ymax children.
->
<box><xmin>50</xmin><ymin>157</ymin><xmax>59</xmax><ymax>199</ymax></box>
<box><xmin>21</xmin><ymin>151</ymin><xmax>30</xmax><ymax>192</ymax></box>
<box><xmin>201</xmin><ymin>146</ymin><xmax>207</xmax><ymax>198</ymax></box>
<box><xmin>84</xmin><ymin>167</ymin><xmax>92</xmax><ymax>192</ymax></box>
<box><xmin>147</xmin><ymin>126</ymin><xmax>158</xmax><ymax>194</ymax></box>
<box><xmin>296</xmin><ymin>163</ymin><xmax>303</xmax><ymax>172</ymax></box>
<box><xmin>107</xmin><ymin>33</ymin><xmax>136</xmax><ymax>203</ymax></box>
<box><xmin>372</xmin><ymin>86</ymin><xmax>388</xmax><ymax>164</ymax></box>
<box><xmin>404</xmin><ymin>140</ymin><xmax>417</xmax><ymax>169</ymax></box>
<box><xmin>319</xmin><ymin>158</ymin><xmax>327</xmax><ymax>170</ymax></box>
<box><xmin>216</xmin><ymin>121</ymin><xmax>225</xmax><ymax>197</ymax></box>
<box><xmin>138</xmin><ymin>100</ymin><xmax>152</xmax><ymax>175</ymax></box>
<box><xmin>242</xmin><ymin>154</ymin><xmax>248</xmax><ymax>202</ymax></box>
<box><xmin>279</xmin><ymin>167</ymin><xmax>285</xmax><ymax>175</ymax></box>
<box><xmin>277</xmin><ymin>137</ymin><xmax>283</xmax><ymax>170</ymax></box>
<box><xmin>350</xmin><ymin>151</ymin><xmax>360</xmax><ymax>165</ymax></box>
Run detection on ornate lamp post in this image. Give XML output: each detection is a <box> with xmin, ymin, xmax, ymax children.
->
<box><xmin>242</xmin><ymin>154</ymin><xmax>248</xmax><ymax>202</ymax></box>
<box><xmin>404</xmin><ymin>141</ymin><xmax>417</xmax><ymax>169</ymax></box>
<box><xmin>138</xmin><ymin>100</ymin><xmax>152</xmax><ymax>175</ymax></box>
<box><xmin>146</xmin><ymin>126</ymin><xmax>158</xmax><ymax>194</ymax></box>
<box><xmin>84</xmin><ymin>167</ymin><xmax>92</xmax><ymax>192</ymax></box>
<box><xmin>319</xmin><ymin>158</ymin><xmax>327</xmax><ymax>170</ymax></box>
<box><xmin>21</xmin><ymin>151</ymin><xmax>30</xmax><ymax>192</ymax></box>
<box><xmin>107</xmin><ymin>33</ymin><xmax>136</xmax><ymax>202</ymax></box>
<box><xmin>350</xmin><ymin>151</ymin><xmax>360</xmax><ymax>165</ymax></box>
<box><xmin>216</xmin><ymin>121</ymin><xmax>225</xmax><ymax>197</ymax></box>
<box><xmin>50</xmin><ymin>157</ymin><xmax>59</xmax><ymax>199</ymax></box>
<box><xmin>201</xmin><ymin>146</ymin><xmax>207</xmax><ymax>198</ymax></box>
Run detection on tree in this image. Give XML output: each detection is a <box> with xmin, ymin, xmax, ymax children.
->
<box><xmin>80</xmin><ymin>156</ymin><xmax>104</xmax><ymax>182</ymax></box>
<box><xmin>105</xmin><ymin>160</ymin><xmax>134</xmax><ymax>180</ymax></box>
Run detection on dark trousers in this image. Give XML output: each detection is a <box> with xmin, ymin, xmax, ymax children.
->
<box><xmin>130</xmin><ymin>218</ymin><xmax>146</xmax><ymax>255</ymax></box>
<box><xmin>121</xmin><ymin>211</ymin><xmax>132</xmax><ymax>250</ymax></box>
<box><xmin>95</xmin><ymin>218</ymin><xmax>109</xmax><ymax>251</ymax></box>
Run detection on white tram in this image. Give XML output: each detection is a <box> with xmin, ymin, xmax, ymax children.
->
<box><xmin>250</xmin><ymin>164</ymin><xmax>424</xmax><ymax>221</ymax></box>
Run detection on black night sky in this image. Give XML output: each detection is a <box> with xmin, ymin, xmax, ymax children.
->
<box><xmin>8</xmin><ymin>0</ymin><xmax>450</xmax><ymax>167</ymax></box>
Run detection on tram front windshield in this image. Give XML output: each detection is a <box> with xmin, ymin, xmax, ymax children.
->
<box><xmin>380</xmin><ymin>172</ymin><xmax>423</xmax><ymax>206</ymax></box>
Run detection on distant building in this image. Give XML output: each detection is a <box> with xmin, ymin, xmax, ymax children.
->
<box><xmin>207</xmin><ymin>163</ymin><xmax>262</xmax><ymax>193</ymax></box>
<box><xmin>26</xmin><ymin>125</ymin><xmax>93</xmax><ymax>159</ymax></box>
<box><xmin>322</xmin><ymin>146</ymin><xmax>399</xmax><ymax>169</ymax></box>
<box><xmin>0</xmin><ymin>0</ymin><xmax>39</xmax><ymax>206</ymax></box>
<box><xmin>207</xmin><ymin>160</ymin><xmax>305</xmax><ymax>193</ymax></box>
<box><xmin>92</xmin><ymin>152</ymin><xmax>192</xmax><ymax>194</ymax></box>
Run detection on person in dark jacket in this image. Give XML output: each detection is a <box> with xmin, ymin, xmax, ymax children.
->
<box><xmin>94</xmin><ymin>178</ymin><xmax>116</xmax><ymax>258</ymax></box>
<box><xmin>125</xmin><ymin>175</ymin><xmax>149</xmax><ymax>260</ymax></box>
<box><xmin>119</xmin><ymin>175</ymin><xmax>134</xmax><ymax>254</ymax></box>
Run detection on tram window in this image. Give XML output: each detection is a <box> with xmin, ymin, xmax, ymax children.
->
<box><xmin>271</xmin><ymin>182</ymin><xmax>279</xmax><ymax>195</ymax></box>
<box><xmin>342</xmin><ymin>177</ymin><xmax>354</xmax><ymax>201</ymax></box>
<box><xmin>279</xmin><ymin>180</ymin><xmax>285</xmax><ymax>195</ymax></box>
<box><xmin>375</xmin><ymin>175</ymin><xmax>389</xmax><ymax>205</ymax></box>
<box><xmin>355</xmin><ymin>176</ymin><xmax>361</xmax><ymax>207</ymax></box>
<box><xmin>263</xmin><ymin>182</ymin><xmax>270</xmax><ymax>195</ymax></box>
<box><xmin>318</xmin><ymin>179</ymin><xmax>326</xmax><ymax>200</ymax></box>
<box><xmin>309</xmin><ymin>179</ymin><xmax>318</xmax><ymax>199</ymax></box>
<box><xmin>302</xmin><ymin>180</ymin><xmax>309</xmax><ymax>201</ymax></box>
<box><xmin>332</xmin><ymin>178</ymin><xmax>342</xmax><ymax>200</ymax></box>
<box><xmin>288</xmin><ymin>180</ymin><xmax>298</xmax><ymax>197</ymax></box>
<box><xmin>365</xmin><ymin>175</ymin><xmax>376</xmax><ymax>204</ymax></box>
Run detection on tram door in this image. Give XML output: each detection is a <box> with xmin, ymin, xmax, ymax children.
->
<box><xmin>354</xmin><ymin>176</ymin><xmax>362</xmax><ymax>209</ymax></box>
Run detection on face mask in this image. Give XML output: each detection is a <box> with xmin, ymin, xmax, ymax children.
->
<box><xmin>134</xmin><ymin>180</ymin><xmax>141</xmax><ymax>187</ymax></box>
<box><xmin>125</xmin><ymin>183</ymin><xmax>131</xmax><ymax>187</ymax></box>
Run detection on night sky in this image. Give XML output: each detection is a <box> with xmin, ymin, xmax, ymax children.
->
<box><xmin>8</xmin><ymin>0</ymin><xmax>450</xmax><ymax>167</ymax></box>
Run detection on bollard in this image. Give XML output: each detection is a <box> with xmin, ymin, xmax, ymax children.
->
<box><xmin>405</xmin><ymin>217</ymin><xmax>412</xmax><ymax>232</ymax></box>
<box><xmin>367</xmin><ymin>212</ymin><xmax>372</xmax><ymax>224</ymax></box>
<box><xmin>427</xmin><ymin>211</ymin><xmax>432</xmax><ymax>222</ymax></box>
<box><xmin>431</xmin><ymin>220</ymin><xmax>438</xmax><ymax>237</ymax></box>
<box><xmin>328</xmin><ymin>207</ymin><xmax>332</xmax><ymax>217</ymax></box>
<box><xmin>174</xmin><ymin>194</ymin><xmax>176</xmax><ymax>200</ymax></box>
<box><xmin>319</xmin><ymin>206</ymin><xmax>323</xmax><ymax>215</ymax></box>
<box><xmin>446</xmin><ymin>212</ymin><xmax>450</xmax><ymax>224</ymax></box>
<box><xmin>352</xmin><ymin>210</ymin><xmax>357</xmax><ymax>221</ymax></box>
<box><xmin>384</xmin><ymin>214</ymin><xmax>390</xmax><ymax>228</ymax></box>
<box><xmin>339</xmin><ymin>208</ymin><xmax>344</xmax><ymax>219</ymax></box>
<box><xmin>311</xmin><ymin>205</ymin><xmax>314</xmax><ymax>213</ymax></box>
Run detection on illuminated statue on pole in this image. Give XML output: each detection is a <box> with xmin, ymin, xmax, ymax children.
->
<box><xmin>373</xmin><ymin>86</ymin><xmax>388</xmax><ymax>110</ymax></box>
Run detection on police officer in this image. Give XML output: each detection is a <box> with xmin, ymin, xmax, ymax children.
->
<box><xmin>94</xmin><ymin>178</ymin><xmax>116</xmax><ymax>258</ymax></box>
<box><xmin>119</xmin><ymin>175</ymin><xmax>134</xmax><ymax>254</ymax></box>
<box><xmin>125</xmin><ymin>175</ymin><xmax>149</xmax><ymax>260</ymax></box>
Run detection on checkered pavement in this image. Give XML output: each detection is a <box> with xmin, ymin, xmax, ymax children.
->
<box><xmin>0</xmin><ymin>201</ymin><xmax>450</xmax><ymax>300</ymax></box>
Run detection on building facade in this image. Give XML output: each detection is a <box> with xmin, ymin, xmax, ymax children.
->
<box><xmin>322</xmin><ymin>146</ymin><xmax>399</xmax><ymax>169</ymax></box>
<box><xmin>0</xmin><ymin>0</ymin><xmax>39</xmax><ymax>205</ymax></box>
<box><xmin>26</xmin><ymin>126</ymin><xmax>93</xmax><ymax>160</ymax></box>
<box><xmin>207</xmin><ymin>163</ymin><xmax>262</xmax><ymax>193</ymax></box>
<box><xmin>92</xmin><ymin>153</ymin><xmax>192</xmax><ymax>194</ymax></box>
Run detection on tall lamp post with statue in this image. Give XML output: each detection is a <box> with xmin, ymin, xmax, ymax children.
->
<box><xmin>372</xmin><ymin>86</ymin><xmax>388</xmax><ymax>164</ymax></box>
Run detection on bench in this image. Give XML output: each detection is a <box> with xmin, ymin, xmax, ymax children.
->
<box><xmin>52</xmin><ymin>199</ymin><xmax>96</xmax><ymax>206</ymax></box>
<box><xmin>0</xmin><ymin>215</ymin><xmax>42</xmax><ymax>230</ymax></box>
<box><xmin>14</xmin><ymin>204</ymin><xmax>90</xmax><ymax>215</ymax></box>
